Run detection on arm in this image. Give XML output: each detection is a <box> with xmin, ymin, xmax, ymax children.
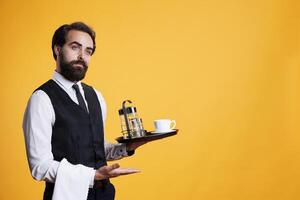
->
<box><xmin>22</xmin><ymin>89</ymin><xmax>136</xmax><ymax>200</ymax></box>
<box><xmin>22</xmin><ymin>90</ymin><xmax>97</xmax><ymax>186</ymax></box>
<box><xmin>23</xmin><ymin>89</ymin><xmax>132</xmax><ymax>188</ymax></box>
<box><xmin>22</xmin><ymin>90</ymin><xmax>60</xmax><ymax>182</ymax></box>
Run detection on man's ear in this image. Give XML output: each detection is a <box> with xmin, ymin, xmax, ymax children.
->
<box><xmin>54</xmin><ymin>45</ymin><xmax>61</xmax><ymax>58</ymax></box>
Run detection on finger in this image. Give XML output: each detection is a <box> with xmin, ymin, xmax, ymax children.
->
<box><xmin>109</xmin><ymin>168</ymin><xmax>141</xmax><ymax>176</ymax></box>
<box><xmin>111</xmin><ymin>163</ymin><xmax>120</xmax><ymax>169</ymax></box>
<box><xmin>106</xmin><ymin>163</ymin><xmax>120</xmax><ymax>171</ymax></box>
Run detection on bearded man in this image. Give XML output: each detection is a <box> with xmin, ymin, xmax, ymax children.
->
<box><xmin>23</xmin><ymin>22</ymin><xmax>145</xmax><ymax>200</ymax></box>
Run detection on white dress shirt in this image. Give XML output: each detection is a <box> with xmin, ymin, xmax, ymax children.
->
<box><xmin>23</xmin><ymin>71</ymin><xmax>128</xmax><ymax>187</ymax></box>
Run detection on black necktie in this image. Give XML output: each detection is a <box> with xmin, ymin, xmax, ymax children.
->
<box><xmin>72</xmin><ymin>84</ymin><xmax>88</xmax><ymax>113</ymax></box>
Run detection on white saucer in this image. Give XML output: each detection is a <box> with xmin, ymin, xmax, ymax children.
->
<box><xmin>150</xmin><ymin>129</ymin><xmax>176</xmax><ymax>134</ymax></box>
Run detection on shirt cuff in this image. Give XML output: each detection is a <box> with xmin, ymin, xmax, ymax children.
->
<box><xmin>118</xmin><ymin>143</ymin><xmax>130</xmax><ymax>157</ymax></box>
<box><xmin>89</xmin><ymin>169</ymin><xmax>96</xmax><ymax>188</ymax></box>
<box><xmin>117</xmin><ymin>143</ymin><xmax>134</xmax><ymax>156</ymax></box>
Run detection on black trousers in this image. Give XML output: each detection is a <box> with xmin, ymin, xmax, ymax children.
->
<box><xmin>43</xmin><ymin>182</ymin><xmax>115</xmax><ymax>200</ymax></box>
<box><xmin>87</xmin><ymin>183</ymin><xmax>115</xmax><ymax>200</ymax></box>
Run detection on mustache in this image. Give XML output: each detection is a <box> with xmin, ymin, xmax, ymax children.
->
<box><xmin>69</xmin><ymin>60</ymin><xmax>87</xmax><ymax>68</ymax></box>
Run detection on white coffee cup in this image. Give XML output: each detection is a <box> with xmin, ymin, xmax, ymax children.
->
<box><xmin>154</xmin><ymin>119</ymin><xmax>176</xmax><ymax>133</ymax></box>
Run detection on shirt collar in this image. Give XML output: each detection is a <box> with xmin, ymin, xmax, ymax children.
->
<box><xmin>52</xmin><ymin>71</ymin><xmax>82</xmax><ymax>90</ymax></box>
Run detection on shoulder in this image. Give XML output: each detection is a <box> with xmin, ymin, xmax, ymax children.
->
<box><xmin>29</xmin><ymin>79</ymin><xmax>58</xmax><ymax>105</ymax></box>
<box><xmin>83</xmin><ymin>85</ymin><xmax>107</xmax><ymax>120</ymax></box>
<box><xmin>93</xmin><ymin>88</ymin><xmax>107</xmax><ymax>111</ymax></box>
<box><xmin>81</xmin><ymin>83</ymin><xmax>106</xmax><ymax>103</ymax></box>
<box><xmin>34</xmin><ymin>80</ymin><xmax>56</xmax><ymax>93</ymax></box>
<box><xmin>28</xmin><ymin>89</ymin><xmax>52</xmax><ymax>106</ymax></box>
<box><xmin>93</xmin><ymin>88</ymin><xmax>105</xmax><ymax>102</ymax></box>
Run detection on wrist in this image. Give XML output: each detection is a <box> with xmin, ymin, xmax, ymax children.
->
<box><xmin>94</xmin><ymin>170</ymin><xmax>104</xmax><ymax>181</ymax></box>
<box><xmin>126</xmin><ymin>149</ymin><xmax>135</xmax><ymax>156</ymax></box>
<box><xmin>125</xmin><ymin>144</ymin><xmax>135</xmax><ymax>156</ymax></box>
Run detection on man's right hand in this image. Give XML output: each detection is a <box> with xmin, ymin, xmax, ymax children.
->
<box><xmin>94</xmin><ymin>163</ymin><xmax>140</xmax><ymax>180</ymax></box>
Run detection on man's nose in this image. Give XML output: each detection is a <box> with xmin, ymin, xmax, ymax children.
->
<box><xmin>77</xmin><ymin>50</ymin><xmax>84</xmax><ymax>60</ymax></box>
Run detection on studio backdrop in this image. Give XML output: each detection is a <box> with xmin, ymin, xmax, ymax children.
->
<box><xmin>0</xmin><ymin>0</ymin><xmax>300</xmax><ymax>199</ymax></box>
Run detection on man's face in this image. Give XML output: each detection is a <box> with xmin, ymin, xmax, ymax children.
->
<box><xmin>57</xmin><ymin>30</ymin><xmax>94</xmax><ymax>82</ymax></box>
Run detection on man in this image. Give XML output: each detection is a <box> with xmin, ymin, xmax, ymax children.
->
<box><xmin>23</xmin><ymin>22</ymin><xmax>145</xmax><ymax>200</ymax></box>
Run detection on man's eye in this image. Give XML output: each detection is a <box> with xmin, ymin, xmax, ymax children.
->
<box><xmin>86</xmin><ymin>50</ymin><xmax>92</xmax><ymax>56</ymax></box>
<box><xmin>71</xmin><ymin>46</ymin><xmax>79</xmax><ymax>50</ymax></box>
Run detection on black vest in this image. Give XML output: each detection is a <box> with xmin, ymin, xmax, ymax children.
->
<box><xmin>37</xmin><ymin>80</ymin><xmax>108</xmax><ymax>199</ymax></box>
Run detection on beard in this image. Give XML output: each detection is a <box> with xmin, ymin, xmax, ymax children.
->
<box><xmin>59</xmin><ymin>52</ymin><xmax>88</xmax><ymax>82</ymax></box>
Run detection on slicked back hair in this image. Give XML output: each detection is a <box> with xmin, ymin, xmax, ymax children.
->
<box><xmin>51</xmin><ymin>22</ymin><xmax>96</xmax><ymax>60</ymax></box>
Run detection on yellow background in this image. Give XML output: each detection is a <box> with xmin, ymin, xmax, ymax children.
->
<box><xmin>0</xmin><ymin>0</ymin><xmax>300</xmax><ymax>199</ymax></box>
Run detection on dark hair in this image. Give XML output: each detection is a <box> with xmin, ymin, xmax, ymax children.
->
<box><xmin>51</xmin><ymin>22</ymin><xmax>96</xmax><ymax>60</ymax></box>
